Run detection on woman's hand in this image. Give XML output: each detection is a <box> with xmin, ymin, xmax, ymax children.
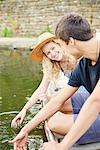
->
<box><xmin>38</xmin><ymin>93</ymin><xmax>47</xmax><ymax>102</ymax></box>
<box><xmin>9</xmin><ymin>130</ymin><xmax>28</xmax><ymax>150</ymax></box>
<box><xmin>11</xmin><ymin>108</ymin><xmax>27</xmax><ymax>128</ymax></box>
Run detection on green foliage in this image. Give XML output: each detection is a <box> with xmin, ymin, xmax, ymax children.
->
<box><xmin>40</xmin><ymin>25</ymin><xmax>52</xmax><ymax>35</ymax></box>
<box><xmin>46</xmin><ymin>25</ymin><xmax>52</xmax><ymax>33</ymax></box>
<box><xmin>0</xmin><ymin>27</ymin><xmax>13</xmax><ymax>37</ymax></box>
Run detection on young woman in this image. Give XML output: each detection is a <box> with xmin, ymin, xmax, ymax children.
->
<box><xmin>10</xmin><ymin>32</ymin><xmax>100</xmax><ymax>150</ymax></box>
<box><xmin>11</xmin><ymin>32</ymin><xmax>77</xmax><ymax>129</ymax></box>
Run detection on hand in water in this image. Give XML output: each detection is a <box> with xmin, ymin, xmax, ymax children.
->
<box><xmin>9</xmin><ymin>130</ymin><xmax>28</xmax><ymax>150</ymax></box>
<box><xmin>11</xmin><ymin>108</ymin><xmax>27</xmax><ymax>128</ymax></box>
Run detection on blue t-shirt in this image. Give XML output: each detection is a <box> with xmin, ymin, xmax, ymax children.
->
<box><xmin>68</xmin><ymin>55</ymin><xmax>100</xmax><ymax>93</ymax></box>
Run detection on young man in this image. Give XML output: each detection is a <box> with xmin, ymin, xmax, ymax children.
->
<box><xmin>43</xmin><ymin>13</ymin><xmax>100</xmax><ymax>150</ymax></box>
<box><xmin>53</xmin><ymin>13</ymin><xmax>100</xmax><ymax>149</ymax></box>
<box><xmin>10</xmin><ymin>14</ymin><xmax>100</xmax><ymax>150</ymax></box>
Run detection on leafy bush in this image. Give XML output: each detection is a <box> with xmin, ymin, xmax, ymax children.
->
<box><xmin>0</xmin><ymin>27</ymin><xmax>13</xmax><ymax>37</ymax></box>
<box><xmin>40</xmin><ymin>25</ymin><xmax>52</xmax><ymax>35</ymax></box>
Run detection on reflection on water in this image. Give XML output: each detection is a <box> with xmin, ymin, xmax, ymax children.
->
<box><xmin>0</xmin><ymin>50</ymin><xmax>44</xmax><ymax>149</ymax></box>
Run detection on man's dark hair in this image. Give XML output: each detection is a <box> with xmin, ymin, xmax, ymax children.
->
<box><xmin>55</xmin><ymin>13</ymin><xmax>93</xmax><ymax>43</ymax></box>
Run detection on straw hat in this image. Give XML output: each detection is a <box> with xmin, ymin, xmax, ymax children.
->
<box><xmin>30</xmin><ymin>32</ymin><xmax>56</xmax><ymax>62</ymax></box>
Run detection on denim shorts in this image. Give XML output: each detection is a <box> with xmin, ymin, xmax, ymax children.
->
<box><xmin>71</xmin><ymin>86</ymin><xmax>90</xmax><ymax>114</ymax></box>
<box><xmin>71</xmin><ymin>86</ymin><xmax>100</xmax><ymax>144</ymax></box>
<box><xmin>74</xmin><ymin>114</ymin><xmax>100</xmax><ymax>144</ymax></box>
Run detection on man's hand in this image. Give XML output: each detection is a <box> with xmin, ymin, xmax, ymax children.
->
<box><xmin>42</xmin><ymin>141</ymin><xmax>66</xmax><ymax>150</ymax></box>
<box><xmin>9</xmin><ymin>130</ymin><xmax>28</xmax><ymax>150</ymax></box>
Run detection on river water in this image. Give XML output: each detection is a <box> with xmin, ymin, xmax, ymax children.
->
<box><xmin>0</xmin><ymin>50</ymin><xmax>44</xmax><ymax>150</ymax></box>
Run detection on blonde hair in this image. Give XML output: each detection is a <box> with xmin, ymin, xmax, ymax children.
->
<box><xmin>42</xmin><ymin>39</ymin><xmax>77</xmax><ymax>81</ymax></box>
<box><xmin>42</xmin><ymin>56</ymin><xmax>60</xmax><ymax>80</ymax></box>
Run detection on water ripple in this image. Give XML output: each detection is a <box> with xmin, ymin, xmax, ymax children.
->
<box><xmin>0</xmin><ymin>111</ymin><xmax>19</xmax><ymax>116</ymax></box>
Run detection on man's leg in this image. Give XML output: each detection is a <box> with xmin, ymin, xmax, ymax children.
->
<box><xmin>48</xmin><ymin>111</ymin><xmax>74</xmax><ymax>135</ymax></box>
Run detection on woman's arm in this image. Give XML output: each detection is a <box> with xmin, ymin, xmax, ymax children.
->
<box><xmin>22</xmin><ymin>75</ymin><xmax>50</xmax><ymax>111</ymax></box>
<box><xmin>19</xmin><ymin>85</ymin><xmax>78</xmax><ymax>133</ymax></box>
<box><xmin>11</xmin><ymin>75</ymin><xmax>50</xmax><ymax>128</ymax></box>
<box><xmin>60</xmin><ymin>79</ymin><xmax>100</xmax><ymax>150</ymax></box>
<box><xmin>10</xmin><ymin>85</ymin><xmax>78</xmax><ymax>148</ymax></box>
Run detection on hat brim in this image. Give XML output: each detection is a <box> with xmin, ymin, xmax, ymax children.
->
<box><xmin>30</xmin><ymin>36</ymin><xmax>56</xmax><ymax>62</ymax></box>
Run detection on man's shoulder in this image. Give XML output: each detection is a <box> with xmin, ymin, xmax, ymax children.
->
<box><xmin>79</xmin><ymin>57</ymin><xmax>87</xmax><ymax>67</ymax></box>
<box><xmin>71</xmin><ymin>58</ymin><xmax>86</xmax><ymax>75</ymax></box>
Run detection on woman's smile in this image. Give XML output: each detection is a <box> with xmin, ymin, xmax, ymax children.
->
<box><xmin>42</xmin><ymin>41</ymin><xmax>63</xmax><ymax>61</ymax></box>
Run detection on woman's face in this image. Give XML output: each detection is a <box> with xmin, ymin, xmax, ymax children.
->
<box><xmin>42</xmin><ymin>41</ymin><xmax>63</xmax><ymax>61</ymax></box>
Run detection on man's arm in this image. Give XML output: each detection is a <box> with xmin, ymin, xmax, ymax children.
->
<box><xmin>9</xmin><ymin>85</ymin><xmax>78</xmax><ymax>148</ymax></box>
<box><xmin>60</xmin><ymin>79</ymin><xmax>100</xmax><ymax>150</ymax></box>
<box><xmin>21</xmin><ymin>85</ymin><xmax>78</xmax><ymax>133</ymax></box>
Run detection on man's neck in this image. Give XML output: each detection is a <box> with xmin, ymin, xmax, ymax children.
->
<box><xmin>77</xmin><ymin>37</ymin><xmax>100</xmax><ymax>63</ymax></box>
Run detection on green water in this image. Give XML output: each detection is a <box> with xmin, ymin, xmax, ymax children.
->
<box><xmin>0</xmin><ymin>50</ymin><xmax>44</xmax><ymax>150</ymax></box>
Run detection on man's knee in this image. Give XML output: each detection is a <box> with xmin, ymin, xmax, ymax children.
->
<box><xmin>48</xmin><ymin>112</ymin><xmax>61</xmax><ymax>131</ymax></box>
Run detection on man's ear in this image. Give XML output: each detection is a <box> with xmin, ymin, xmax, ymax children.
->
<box><xmin>68</xmin><ymin>37</ymin><xmax>75</xmax><ymax>45</ymax></box>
